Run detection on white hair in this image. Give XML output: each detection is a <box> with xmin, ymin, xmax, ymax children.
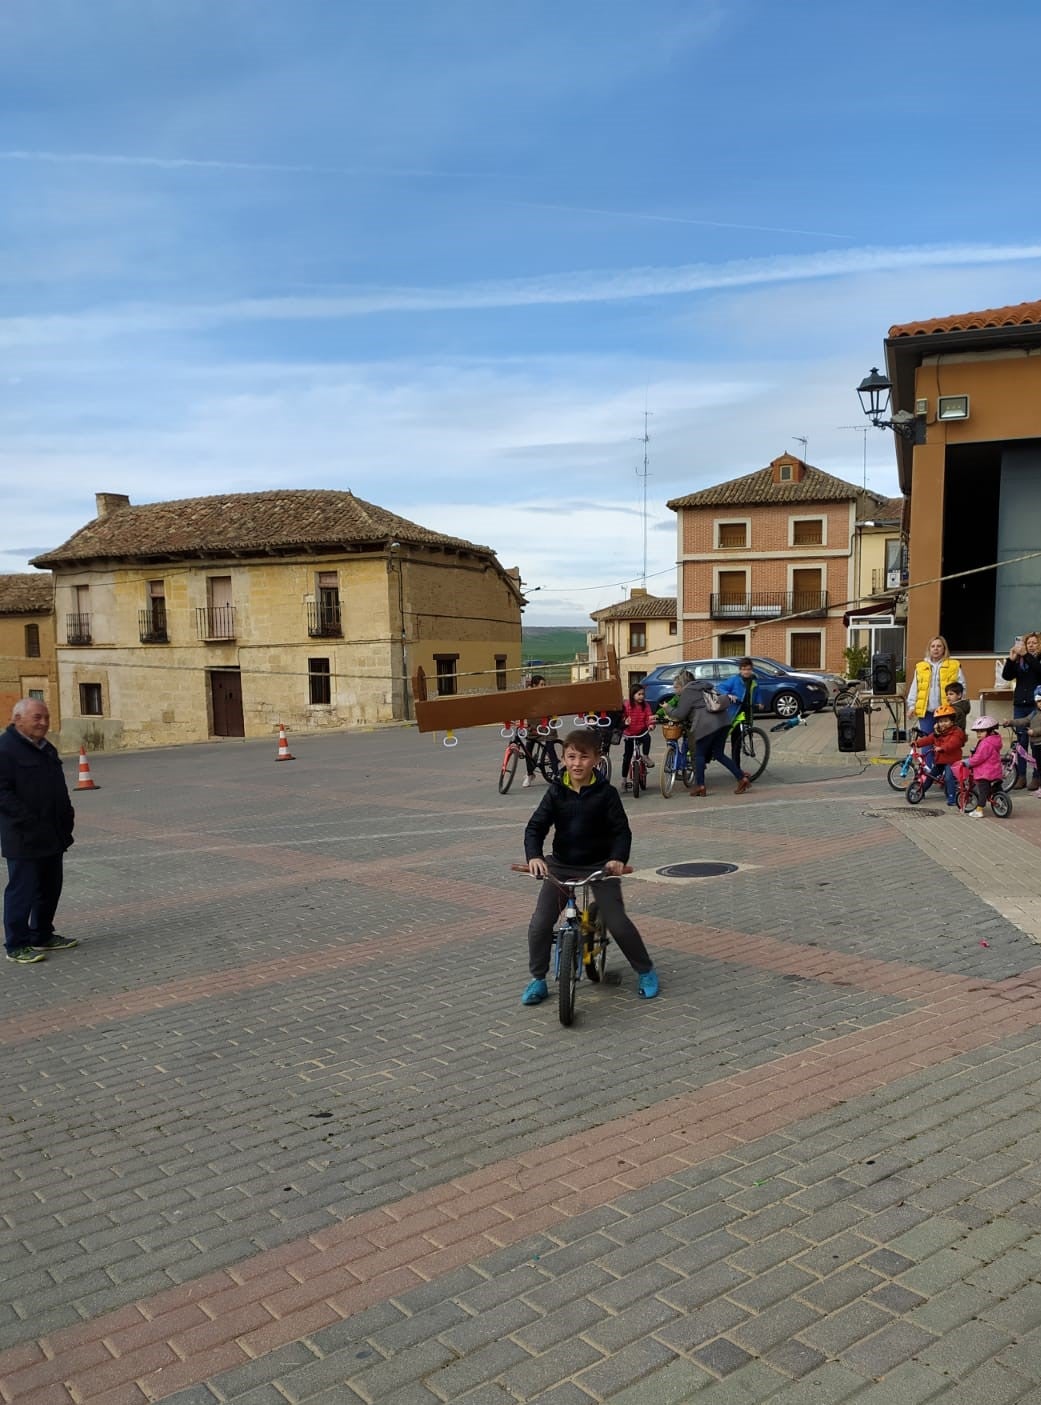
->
<box><xmin>11</xmin><ymin>697</ymin><xmax>47</xmax><ymax>720</ymax></box>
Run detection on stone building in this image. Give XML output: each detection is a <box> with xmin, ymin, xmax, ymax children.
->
<box><xmin>32</xmin><ymin>490</ymin><xmax>524</xmax><ymax>751</ymax></box>
<box><xmin>0</xmin><ymin>573</ymin><xmax>58</xmax><ymax>725</ymax></box>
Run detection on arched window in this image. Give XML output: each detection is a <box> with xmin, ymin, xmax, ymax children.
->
<box><xmin>24</xmin><ymin>623</ymin><xmax>40</xmax><ymax>658</ymax></box>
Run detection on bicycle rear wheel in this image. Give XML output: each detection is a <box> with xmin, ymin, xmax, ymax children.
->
<box><xmin>538</xmin><ymin>738</ymin><xmax>562</xmax><ymax>782</ymax></box>
<box><xmin>991</xmin><ymin>790</ymin><xmax>1013</xmax><ymax>818</ymax></box>
<box><xmin>1000</xmin><ymin>751</ymin><xmax>1018</xmax><ymax>792</ymax></box>
<box><xmin>498</xmin><ymin>746</ymin><xmax>518</xmax><ymax>794</ymax></box>
<box><xmin>583</xmin><ymin>909</ymin><xmax>608</xmax><ymax>982</ymax></box>
<box><xmin>738</xmin><ymin>726</ymin><xmax>770</xmax><ymax>782</ymax></box>
<box><xmin>631</xmin><ymin>756</ymin><xmax>643</xmax><ymax>797</ymax></box>
<box><xmin>660</xmin><ymin>746</ymin><xmax>678</xmax><ymax>798</ymax></box>
<box><xmin>595</xmin><ymin>751</ymin><xmax>612</xmax><ymax>784</ymax></box>
<box><xmin>558</xmin><ymin>925</ymin><xmax>578</xmax><ymax>1026</ymax></box>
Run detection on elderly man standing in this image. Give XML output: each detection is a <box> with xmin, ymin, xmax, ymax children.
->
<box><xmin>0</xmin><ymin>699</ymin><xmax>77</xmax><ymax>965</ymax></box>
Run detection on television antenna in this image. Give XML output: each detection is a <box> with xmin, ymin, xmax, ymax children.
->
<box><xmin>792</xmin><ymin>435</ymin><xmax>808</xmax><ymax>462</ymax></box>
<box><xmin>635</xmin><ymin>409</ymin><xmax>652</xmax><ymax>587</ymax></box>
<box><xmin>837</xmin><ymin>425</ymin><xmax>870</xmax><ymax>487</ymax></box>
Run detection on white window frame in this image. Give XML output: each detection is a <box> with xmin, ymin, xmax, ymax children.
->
<box><xmin>789</xmin><ymin>515</ymin><xmax>826</xmax><ymax>548</ymax></box>
<box><xmin>785</xmin><ymin>627</ymin><xmax>825</xmax><ymax>670</ymax></box>
<box><xmin>787</xmin><ymin>561</ymin><xmax>826</xmax><ymax>593</ymax></box>
<box><xmin>713</xmin><ymin>565</ymin><xmax>750</xmax><ymax>619</ymax></box>
<box><xmin>714</xmin><ymin>517</ymin><xmax>751</xmax><ymax>550</ymax></box>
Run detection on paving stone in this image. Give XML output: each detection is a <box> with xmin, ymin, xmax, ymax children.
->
<box><xmin>917</xmin><ymin>1319</ymin><xmax>1016</xmax><ymax>1379</ymax></box>
<box><xmin>840</xmin><ymin>1321</ymin><xmax>939</xmax><ymax>1377</ymax></box>
<box><xmin>691</xmin><ymin>1337</ymin><xmax>755</xmax><ymax>1379</ymax></box>
<box><xmin>841</xmin><ymin>1357</ymin><xmax>951</xmax><ymax>1404</ymax></box>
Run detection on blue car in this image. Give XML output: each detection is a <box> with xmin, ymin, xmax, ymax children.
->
<box><xmin>638</xmin><ymin>656</ymin><xmax>833</xmax><ymax>719</ymax></box>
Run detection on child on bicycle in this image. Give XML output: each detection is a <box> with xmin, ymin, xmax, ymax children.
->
<box><xmin>521</xmin><ymin>675</ymin><xmax>549</xmax><ymax>789</ymax></box>
<box><xmin>960</xmin><ymin>715</ymin><xmax>1003</xmax><ymax>818</ymax></box>
<box><xmin>918</xmin><ymin>704</ymin><xmax>965</xmax><ymax>805</ymax></box>
<box><xmin>620</xmin><ymin>683</ymin><xmax>655</xmax><ymax>791</ymax></box>
<box><xmin>521</xmin><ymin>728</ymin><xmax>658</xmax><ymax>1004</ymax></box>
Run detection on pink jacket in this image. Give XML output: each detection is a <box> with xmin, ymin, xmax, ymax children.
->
<box><xmin>964</xmin><ymin>732</ymin><xmax>1003</xmax><ymax>781</ymax></box>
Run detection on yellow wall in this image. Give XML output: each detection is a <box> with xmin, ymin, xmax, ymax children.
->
<box><xmin>0</xmin><ymin>612</ymin><xmax>59</xmax><ymax>725</ymax></box>
<box><xmin>51</xmin><ymin>549</ymin><xmax>522</xmax><ymax>750</ymax></box>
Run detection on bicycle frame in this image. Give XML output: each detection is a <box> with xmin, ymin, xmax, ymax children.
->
<box><xmin>1000</xmin><ymin>724</ymin><xmax>1041</xmax><ymax>792</ymax></box>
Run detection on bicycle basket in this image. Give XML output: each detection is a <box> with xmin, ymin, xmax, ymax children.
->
<box><xmin>661</xmin><ymin>722</ymin><xmax>685</xmax><ymax>741</ymax></box>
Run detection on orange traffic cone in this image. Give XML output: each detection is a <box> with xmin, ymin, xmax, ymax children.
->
<box><xmin>74</xmin><ymin>746</ymin><xmax>99</xmax><ymax>790</ymax></box>
<box><xmin>275</xmin><ymin>724</ymin><xmax>295</xmax><ymax>761</ymax></box>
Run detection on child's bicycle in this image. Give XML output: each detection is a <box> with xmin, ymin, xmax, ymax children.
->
<box><xmin>950</xmin><ymin>761</ymin><xmax>1013</xmax><ymax>818</ymax></box>
<box><xmin>999</xmin><ymin>722</ymin><xmax>1041</xmax><ymax>793</ymax></box>
<box><xmin>512</xmin><ymin>864</ymin><xmax>629</xmax><ymax>1026</ymax></box>
<box><xmin>903</xmin><ymin>736</ymin><xmax>942</xmax><ymax>805</ymax></box>
<box><xmin>623</xmin><ymin>729</ymin><xmax>653</xmax><ymax>798</ymax></box>
<box><xmin>497</xmin><ymin>722</ymin><xmax>561</xmax><ymax>794</ymax></box>
<box><xmin>886</xmin><ymin>727</ymin><xmax>923</xmax><ymax>791</ymax></box>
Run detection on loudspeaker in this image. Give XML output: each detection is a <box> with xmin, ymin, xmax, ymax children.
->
<box><xmin>837</xmin><ymin>705</ymin><xmax>866</xmax><ymax>753</ymax></box>
<box><xmin>871</xmin><ymin>651</ymin><xmax>896</xmax><ymax>695</ymax></box>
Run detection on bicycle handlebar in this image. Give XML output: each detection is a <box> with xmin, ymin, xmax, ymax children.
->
<box><xmin>510</xmin><ymin>863</ymin><xmax>632</xmax><ymax>882</ymax></box>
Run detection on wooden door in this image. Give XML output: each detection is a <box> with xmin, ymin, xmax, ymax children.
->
<box><xmin>210</xmin><ymin>670</ymin><xmax>244</xmax><ymax>737</ymax></box>
<box><xmin>791</xmin><ymin>567</ymin><xmax>822</xmax><ymax>614</ymax></box>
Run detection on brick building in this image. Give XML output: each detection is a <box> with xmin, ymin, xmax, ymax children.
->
<box><xmin>667</xmin><ymin>453</ymin><xmax>898</xmax><ymax>673</ymax></box>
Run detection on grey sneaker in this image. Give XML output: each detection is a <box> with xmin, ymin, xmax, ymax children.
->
<box><xmin>29</xmin><ymin>934</ymin><xmax>78</xmax><ymax>951</ymax></box>
<box><xmin>7</xmin><ymin>947</ymin><xmax>46</xmax><ymax>964</ymax></box>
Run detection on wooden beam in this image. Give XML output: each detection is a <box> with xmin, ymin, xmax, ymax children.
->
<box><xmin>411</xmin><ymin>663</ymin><xmax>623</xmax><ymax>734</ymax></box>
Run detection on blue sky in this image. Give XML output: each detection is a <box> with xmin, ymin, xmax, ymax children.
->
<box><xmin>3</xmin><ymin>0</ymin><xmax>1041</xmax><ymax>623</ymax></box>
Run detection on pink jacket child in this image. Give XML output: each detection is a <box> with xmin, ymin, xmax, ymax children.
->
<box><xmin>962</xmin><ymin>729</ymin><xmax>1003</xmax><ymax>782</ymax></box>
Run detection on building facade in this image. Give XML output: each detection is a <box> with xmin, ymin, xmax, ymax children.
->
<box><xmin>667</xmin><ymin>454</ymin><xmax>899</xmax><ymax>674</ymax></box>
<box><xmin>32</xmin><ymin>490</ymin><xmax>524</xmax><ymax>751</ymax></box>
<box><xmin>883</xmin><ymin>298</ymin><xmax>1041</xmax><ymax>699</ymax></box>
<box><xmin>0</xmin><ymin>574</ymin><xmax>59</xmax><ymax>724</ymax></box>
<box><xmin>588</xmin><ymin>589</ymin><xmax>678</xmax><ymax>692</ymax></box>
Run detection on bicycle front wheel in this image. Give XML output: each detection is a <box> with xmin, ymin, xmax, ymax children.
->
<box><xmin>558</xmin><ymin>925</ymin><xmax>578</xmax><ymax>1026</ymax></box>
<box><xmin>595</xmin><ymin>751</ymin><xmax>612</xmax><ymax>784</ymax></box>
<box><xmin>887</xmin><ymin>758</ymin><xmax>913</xmax><ymax>792</ymax></box>
<box><xmin>660</xmin><ymin>746</ymin><xmax>678</xmax><ymax>798</ymax></box>
<box><xmin>498</xmin><ymin>746</ymin><xmax>518</xmax><ymax>794</ymax></box>
<box><xmin>738</xmin><ymin>726</ymin><xmax>770</xmax><ymax>782</ymax></box>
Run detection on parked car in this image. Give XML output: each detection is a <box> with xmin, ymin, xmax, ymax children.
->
<box><xmin>638</xmin><ymin>656</ymin><xmax>832</xmax><ymax>718</ymax></box>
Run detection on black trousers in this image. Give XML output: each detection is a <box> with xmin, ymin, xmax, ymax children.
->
<box><xmin>527</xmin><ymin>859</ymin><xmax>653</xmax><ymax>979</ymax></box>
<box><xmin>4</xmin><ymin>854</ymin><xmax>64</xmax><ymax>952</ymax></box>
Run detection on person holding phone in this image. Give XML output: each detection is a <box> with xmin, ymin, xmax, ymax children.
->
<box><xmin>1001</xmin><ymin>632</ymin><xmax>1041</xmax><ymax>788</ymax></box>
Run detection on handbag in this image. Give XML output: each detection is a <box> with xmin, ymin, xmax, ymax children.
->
<box><xmin>704</xmin><ymin>686</ymin><xmax>725</xmax><ymax>714</ymax></box>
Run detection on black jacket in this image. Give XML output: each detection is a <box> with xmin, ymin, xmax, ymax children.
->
<box><xmin>0</xmin><ymin>724</ymin><xmax>75</xmax><ymax>859</ymax></box>
<box><xmin>524</xmin><ymin>773</ymin><xmax>631</xmax><ymax>868</ymax></box>
<box><xmin>1001</xmin><ymin>652</ymin><xmax>1041</xmax><ymax>709</ymax></box>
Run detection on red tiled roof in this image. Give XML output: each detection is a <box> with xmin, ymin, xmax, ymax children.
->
<box><xmin>31</xmin><ymin>490</ymin><xmax>495</xmax><ymax>567</ymax></box>
<box><xmin>0</xmin><ymin>573</ymin><xmax>53</xmax><ymax>614</ymax></box>
<box><xmin>591</xmin><ymin>593</ymin><xmax>676</xmax><ymax>622</ymax></box>
<box><xmin>889</xmin><ymin>298</ymin><xmax>1041</xmax><ymax>339</ymax></box>
<box><xmin>667</xmin><ymin>460</ymin><xmax>886</xmax><ymax>510</ymax></box>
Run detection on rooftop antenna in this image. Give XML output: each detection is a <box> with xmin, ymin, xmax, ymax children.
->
<box><xmin>793</xmin><ymin>435</ymin><xmax>808</xmax><ymax>462</ymax></box>
<box><xmin>837</xmin><ymin>425</ymin><xmax>870</xmax><ymax>488</ymax></box>
<box><xmin>635</xmin><ymin>409</ymin><xmax>652</xmax><ymax>588</ymax></box>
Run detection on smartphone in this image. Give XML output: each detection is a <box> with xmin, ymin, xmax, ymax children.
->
<box><xmin>1015</xmin><ymin>635</ymin><xmax>1025</xmax><ymax>650</ymax></box>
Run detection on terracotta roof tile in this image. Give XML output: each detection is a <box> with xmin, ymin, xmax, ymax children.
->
<box><xmin>667</xmin><ymin>460</ymin><xmax>886</xmax><ymax>510</ymax></box>
<box><xmin>31</xmin><ymin>490</ymin><xmax>494</xmax><ymax>567</ymax></box>
<box><xmin>888</xmin><ymin>298</ymin><xmax>1041</xmax><ymax>339</ymax></box>
<box><xmin>0</xmin><ymin>573</ymin><xmax>53</xmax><ymax>614</ymax></box>
<box><xmin>591</xmin><ymin>593</ymin><xmax>676</xmax><ymax>622</ymax></box>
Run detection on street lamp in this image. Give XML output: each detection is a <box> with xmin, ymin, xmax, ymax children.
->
<box><xmin>387</xmin><ymin>542</ymin><xmax>409</xmax><ymax>720</ymax></box>
<box><xmin>856</xmin><ymin>367</ymin><xmax>924</xmax><ymax>443</ymax></box>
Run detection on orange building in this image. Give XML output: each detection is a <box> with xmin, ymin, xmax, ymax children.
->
<box><xmin>0</xmin><ymin>573</ymin><xmax>58</xmax><ymax>726</ymax></box>
<box><xmin>884</xmin><ymin>298</ymin><xmax>1041</xmax><ymax>699</ymax></box>
<box><xmin>667</xmin><ymin>454</ymin><xmax>899</xmax><ymax>674</ymax></box>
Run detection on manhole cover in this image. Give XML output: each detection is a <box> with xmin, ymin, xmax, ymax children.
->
<box><xmin>655</xmin><ymin>861</ymin><xmax>739</xmax><ymax>879</ymax></box>
<box><xmin>863</xmin><ymin>808</ymin><xmax>942</xmax><ymax>819</ymax></box>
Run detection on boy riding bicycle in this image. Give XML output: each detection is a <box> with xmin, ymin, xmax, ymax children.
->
<box><xmin>521</xmin><ymin>728</ymin><xmax>658</xmax><ymax>1005</ymax></box>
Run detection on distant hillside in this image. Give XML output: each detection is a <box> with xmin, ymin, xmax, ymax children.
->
<box><xmin>522</xmin><ymin>626</ymin><xmax>588</xmax><ymax>665</ymax></box>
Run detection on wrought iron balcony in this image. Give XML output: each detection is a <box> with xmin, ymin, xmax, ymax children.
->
<box><xmin>709</xmin><ymin>591</ymin><xmax>828</xmax><ymax>620</ymax></box>
<box><xmin>66</xmin><ymin>613</ymin><xmax>92</xmax><ymax>645</ymax></box>
<box><xmin>138</xmin><ymin>605</ymin><xmax>169</xmax><ymax>643</ymax></box>
<box><xmin>195</xmin><ymin>605</ymin><xmax>236</xmax><ymax>640</ymax></box>
<box><xmin>307</xmin><ymin>600</ymin><xmax>342</xmax><ymax>638</ymax></box>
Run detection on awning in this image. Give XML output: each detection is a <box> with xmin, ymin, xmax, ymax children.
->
<box><xmin>843</xmin><ymin>598</ymin><xmax>898</xmax><ymax>628</ymax></box>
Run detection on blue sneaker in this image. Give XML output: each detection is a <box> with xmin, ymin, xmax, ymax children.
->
<box><xmin>638</xmin><ymin>969</ymin><xmax>659</xmax><ymax>1000</ymax></box>
<box><xmin>521</xmin><ymin>979</ymin><xmax>548</xmax><ymax>1005</ymax></box>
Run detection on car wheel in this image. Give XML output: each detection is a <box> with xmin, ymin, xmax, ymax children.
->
<box><xmin>773</xmin><ymin>690</ymin><xmax>802</xmax><ymax>719</ymax></box>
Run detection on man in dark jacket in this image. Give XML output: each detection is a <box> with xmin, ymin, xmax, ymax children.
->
<box><xmin>521</xmin><ymin>728</ymin><xmax>657</xmax><ymax>1004</ymax></box>
<box><xmin>0</xmin><ymin>699</ymin><xmax>77</xmax><ymax>965</ymax></box>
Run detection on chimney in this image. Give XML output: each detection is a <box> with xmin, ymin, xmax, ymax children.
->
<box><xmin>96</xmin><ymin>493</ymin><xmax>131</xmax><ymax>518</ymax></box>
<box><xmin>630</xmin><ymin>587</ymin><xmax>649</xmax><ymax>598</ymax></box>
